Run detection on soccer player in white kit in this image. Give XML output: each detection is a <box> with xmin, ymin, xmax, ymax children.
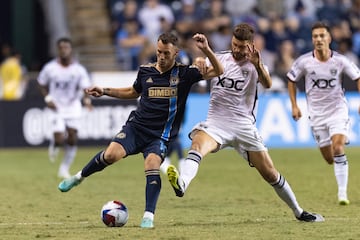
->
<box><xmin>38</xmin><ymin>37</ymin><xmax>92</xmax><ymax>178</ymax></box>
<box><xmin>167</xmin><ymin>23</ymin><xmax>324</xmax><ymax>222</ymax></box>
<box><xmin>287</xmin><ymin>22</ymin><xmax>360</xmax><ymax>205</ymax></box>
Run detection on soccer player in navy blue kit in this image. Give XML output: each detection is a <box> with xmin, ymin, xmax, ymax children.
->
<box><xmin>58</xmin><ymin>32</ymin><xmax>224</xmax><ymax>228</ymax></box>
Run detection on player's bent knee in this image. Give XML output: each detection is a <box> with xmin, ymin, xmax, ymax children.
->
<box><xmin>103</xmin><ymin>151</ymin><xmax>122</xmax><ymax>163</ymax></box>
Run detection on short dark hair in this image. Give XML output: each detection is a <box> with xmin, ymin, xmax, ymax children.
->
<box><xmin>311</xmin><ymin>22</ymin><xmax>331</xmax><ymax>33</ymax></box>
<box><xmin>56</xmin><ymin>37</ymin><xmax>72</xmax><ymax>46</ymax></box>
<box><xmin>233</xmin><ymin>23</ymin><xmax>255</xmax><ymax>41</ymax></box>
<box><xmin>158</xmin><ymin>32</ymin><xmax>178</xmax><ymax>47</ymax></box>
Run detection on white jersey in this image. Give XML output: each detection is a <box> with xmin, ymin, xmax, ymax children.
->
<box><xmin>287</xmin><ymin>51</ymin><xmax>360</xmax><ymax>125</ymax></box>
<box><xmin>189</xmin><ymin>51</ymin><xmax>268</xmax><ymax>158</ymax></box>
<box><xmin>206</xmin><ymin>51</ymin><xmax>261</xmax><ymax>125</ymax></box>
<box><xmin>38</xmin><ymin>59</ymin><xmax>91</xmax><ymax>118</ymax></box>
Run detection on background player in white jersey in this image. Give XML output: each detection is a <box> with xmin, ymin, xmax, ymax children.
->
<box><xmin>287</xmin><ymin>22</ymin><xmax>360</xmax><ymax>205</ymax></box>
<box><xmin>38</xmin><ymin>37</ymin><xmax>92</xmax><ymax>179</ymax></box>
<box><xmin>167</xmin><ymin>23</ymin><xmax>324</xmax><ymax>222</ymax></box>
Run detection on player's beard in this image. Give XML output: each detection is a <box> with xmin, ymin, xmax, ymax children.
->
<box><xmin>232</xmin><ymin>51</ymin><xmax>247</xmax><ymax>61</ymax></box>
<box><xmin>157</xmin><ymin>60</ymin><xmax>174</xmax><ymax>72</ymax></box>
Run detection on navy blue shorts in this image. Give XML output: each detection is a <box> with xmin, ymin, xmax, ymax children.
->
<box><xmin>111</xmin><ymin>123</ymin><xmax>168</xmax><ymax>160</ymax></box>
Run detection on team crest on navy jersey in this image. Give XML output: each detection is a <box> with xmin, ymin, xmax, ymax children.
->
<box><xmin>170</xmin><ymin>75</ymin><xmax>179</xmax><ymax>86</ymax></box>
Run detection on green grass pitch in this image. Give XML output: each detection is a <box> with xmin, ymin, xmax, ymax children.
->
<box><xmin>1</xmin><ymin>147</ymin><xmax>360</xmax><ymax>239</ymax></box>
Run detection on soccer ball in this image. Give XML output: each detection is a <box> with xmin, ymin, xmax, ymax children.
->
<box><xmin>101</xmin><ymin>200</ymin><xmax>129</xmax><ymax>227</ymax></box>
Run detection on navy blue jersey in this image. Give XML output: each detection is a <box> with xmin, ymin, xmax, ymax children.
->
<box><xmin>128</xmin><ymin>62</ymin><xmax>203</xmax><ymax>141</ymax></box>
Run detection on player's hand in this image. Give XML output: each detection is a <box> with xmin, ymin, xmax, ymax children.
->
<box><xmin>193</xmin><ymin>33</ymin><xmax>209</xmax><ymax>51</ymax></box>
<box><xmin>44</xmin><ymin>95</ymin><xmax>56</xmax><ymax>110</ymax></box>
<box><xmin>247</xmin><ymin>44</ymin><xmax>261</xmax><ymax>66</ymax></box>
<box><xmin>85</xmin><ymin>86</ymin><xmax>103</xmax><ymax>97</ymax></box>
<box><xmin>291</xmin><ymin>106</ymin><xmax>302</xmax><ymax>121</ymax></box>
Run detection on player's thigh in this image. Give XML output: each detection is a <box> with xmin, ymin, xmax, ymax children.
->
<box><xmin>111</xmin><ymin>124</ymin><xmax>144</xmax><ymax>156</ymax></box>
<box><xmin>191</xmin><ymin>130</ymin><xmax>219</xmax><ymax>156</ymax></box>
<box><xmin>104</xmin><ymin>141</ymin><xmax>127</xmax><ymax>162</ymax></box>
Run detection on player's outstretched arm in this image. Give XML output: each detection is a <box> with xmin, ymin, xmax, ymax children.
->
<box><xmin>193</xmin><ymin>33</ymin><xmax>224</xmax><ymax>80</ymax></box>
<box><xmin>85</xmin><ymin>86</ymin><xmax>140</xmax><ymax>99</ymax></box>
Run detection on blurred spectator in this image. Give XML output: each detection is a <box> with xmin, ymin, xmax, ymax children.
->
<box><xmin>343</xmin><ymin>0</ymin><xmax>360</xmax><ymax>58</ymax></box>
<box><xmin>337</xmin><ymin>37</ymin><xmax>359</xmax><ymax>90</ymax></box>
<box><xmin>105</xmin><ymin>0</ymin><xmax>360</xmax><ymax>92</ymax></box>
<box><xmin>285</xmin><ymin>0</ymin><xmax>320</xmax><ymax>20</ymax></box>
<box><xmin>316</xmin><ymin>0</ymin><xmax>347</xmax><ymax>26</ymax></box>
<box><xmin>337</xmin><ymin>38</ymin><xmax>359</xmax><ymax>65</ymax></box>
<box><xmin>287</xmin><ymin>0</ymin><xmax>316</xmax><ymax>53</ymax></box>
<box><xmin>138</xmin><ymin>0</ymin><xmax>175</xmax><ymax>45</ymax></box>
<box><xmin>263</xmin><ymin>16</ymin><xmax>291</xmax><ymax>52</ymax></box>
<box><xmin>257</xmin><ymin>0</ymin><xmax>286</xmax><ymax>19</ymax></box>
<box><xmin>345</xmin><ymin>0</ymin><xmax>360</xmax><ymax>33</ymax></box>
<box><xmin>253</xmin><ymin>34</ymin><xmax>276</xmax><ymax>75</ymax></box>
<box><xmin>352</xmin><ymin>28</ymin><xmax>360</xmax><ymax>58</ymax></box>
<box><xmin>225</xmin><ymin>0</ymin><xmax>258</xmax><ymax>26</ymax></box>
<box><xmin>110</xmin><ymin>0</ymin><xmax>140</xmax><ymax>39</ymax></box>
<box><xmin>199</xmin><ymin>0</ymin><xmax>232</xmax><ymax>34</ymax></box>
<box><xmin>209</xmin><ymin>24</ymin><xmax>232</xmax><ymax>52</ymax></box>
<box><xmin>177</xmin><ymin>33</ymin><xmax>193</xmax><ymax>65</ymax></box>
<box><xmin>0</xmin><ymin>50</ymin><xmax>28</xmax><ymax>100</ymax></box>
<box><xmin>38</xmin><ymin>0</ymin><xmax>70</xmax><ymax>57</ymax></box>
<box><xmin>174</xmin><ymin>0</ymin><xmax>202</xmax><ymax>36</ymax></box>
<box><xmin>330</xmin><ymin>21</ymin><xmax>352</xmax><ymax>50</ymax></box>
<box><xmin>274</xmin><ymin>39</ymin><xmax>297</xmax><ymax>82</ymax></box>
<box><xmin>115</xmin><ymin>18</ymin><xmax>149</xmax><ymax>70</ymax></box>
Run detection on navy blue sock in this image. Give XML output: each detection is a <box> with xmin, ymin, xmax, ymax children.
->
<box><xmin>145</xmin><ymin>170</ymin><xmax>161</xmax><ymax>213</ymax></box>
<box><xmin>81</xmin><ymin>151</ymin><xmax>111</xmax><ymax>177</ymax></box>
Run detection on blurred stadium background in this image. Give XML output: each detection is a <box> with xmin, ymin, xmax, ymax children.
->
<box><xmin>1</xmin><ymin>0</ymin><xmax>360</xmax><ymax>148</ymax></box>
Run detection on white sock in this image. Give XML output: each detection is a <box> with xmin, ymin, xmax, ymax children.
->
<box><xmin>181</xmin><ymin>150</ymin><xmax>202</xmax><ymax>192</ymax></box>
<box><xmin>160</xmin><ymin>157</ymin><xmax>171</xmax><ymax>175</ymax></box>
<box><xmin>143</xmin><ymin>211</ymin><xmax>154</xmax><ymax>221</ymax></box>
<box><xmin>271</xmin><ymin>173</ymin><xmax>303</xmax><ymax>218</ymax></box>
<box><xmin>59</xmin><ymin>145</ymin><xmax>77</xmax><ymax>174</ymax></box>
<box><xmin>178</xmin><ymin>158</ymin><xmax>185</xmax><ymax>173</ymax></box>
<box><xmin>76</xmin><ymin>170</ymin><xmax>83</xmax><ymax>179</ymax></box>
<box><xmin>334</xmin><ymin>154</ymin><xmax>348</xmax><ymax>200</ymax></box>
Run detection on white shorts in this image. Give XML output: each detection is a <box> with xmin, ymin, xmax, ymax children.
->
<box><xmin>50</xmin><ymin>112</ymin><xmax>81</xmax><ymax>133</ymax></box>
<box><xmin>189</xmin><ymin>121</ymin><xmax>268</xmax><ymax>161</ymax></box>
<box><xmin>311</xmin><ymin>118</ymin><xmax>350</xmax><ymax>147</ymax></box>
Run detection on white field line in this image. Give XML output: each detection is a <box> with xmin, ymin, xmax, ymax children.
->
<box><xmin>0</xmin><ymin>221</ymin><xmax>90</xmax><ymax>226</ymax></box>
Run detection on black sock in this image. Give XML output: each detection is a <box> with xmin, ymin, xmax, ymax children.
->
<box><xmin>145</xmin><ymin>169</ymin><xmax>161</xmax><ymax>213</ymax></box>
<box><xmin>81</xmin><ymin>151</ymin><xmax>111</xmax><ymax>177</ymax></box>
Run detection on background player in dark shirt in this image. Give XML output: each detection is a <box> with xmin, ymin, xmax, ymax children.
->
<box><xmin>58</xmin><ymin>31</ymin><xmax>224</xmax><ymax>228</ymax></box>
